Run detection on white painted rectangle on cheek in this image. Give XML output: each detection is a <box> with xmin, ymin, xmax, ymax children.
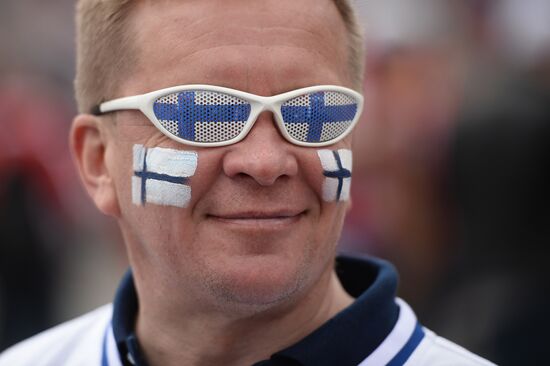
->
<box><xmin>337</xmin><ymin>149</ymin><xmax>353</xmax><ymax>171</ymax></box>
<box><xmin>323</xmin><ymin>178</ymin><xmax>340</xmax><ymax>202</ymax></box>
<box><xmin>133</xmin><ymin>144</ymin><xmax>146</xmax><ymax>171</ymax></box>
<box><xmin>132</xmin><ymin>176</ymin><xmax>142</xmax><ymax>205</ymax></box>
<box><xmin>146</xmin><ymin>180</ymin><xmax>191</xmax><ymax>208</ymax></box>
<box><xmin>340</xmin><ymin>178</ymin><xmax>351</xmax><ymax>201</ymax></box>
<box><xmin>317</xmin><ymin>149</ymin><xmax>339</xmax><ymax>171</ymax></box>
<box><xmin>145</xmin><ymin>147</ymin><xmax>197</xmax><ymax>177</ymax></box>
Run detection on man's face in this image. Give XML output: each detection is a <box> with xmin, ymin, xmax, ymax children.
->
<box><xmin>106</xmin><ymin>0</ymin><xmax>354</xmax><ymax>309</ymax></box>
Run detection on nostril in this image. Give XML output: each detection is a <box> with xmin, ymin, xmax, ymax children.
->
<box><xmin>221</xmin><ymin>113</ymin><xmax>299</xmax><ymax>185</ymax></box>
<box><xmin>222</xmin><ymin>147</ymin><xmax>298</xmax><ymax>187</ymax></box>
<box><xmin>251</xmin><ymin>167</ymin><xmax>288</xmax><ymax>187</ymax></box>
<box><xmin>225</xmin><ymin>157</ymin><xmax>295</xmax><ymax>186</ymax></box>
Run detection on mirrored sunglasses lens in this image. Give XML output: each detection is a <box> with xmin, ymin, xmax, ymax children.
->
<box><xmin>281</xmin><ymin>91</ymin><xmax>358</xmax><ymax>143</ymax></box>
<box><xmin>153</xmin><ymin>90</ymin><xmax>251</xmax><ymax>143</ymax></box>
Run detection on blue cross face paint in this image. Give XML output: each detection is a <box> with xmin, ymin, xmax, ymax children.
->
<box><xmin>317</xmin><ymin>149</ymin><xmax>353</xmax><ymax>202</ymax></box>
<box><xmin>132</xmin><ymin>144</ymin><xmax>198</xmax><ymax>208</ymax></box>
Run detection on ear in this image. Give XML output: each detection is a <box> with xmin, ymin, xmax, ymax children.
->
<box><xmin>70</xmin><ymin>114</ymin><xmax>121</xmax><ymax>217</ymax></box>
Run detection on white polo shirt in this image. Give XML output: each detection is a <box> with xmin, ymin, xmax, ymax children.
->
<box><xmin>0</xmin><ymin>255</ymin><xmax>496</xmax><ymax>366</ymax></box>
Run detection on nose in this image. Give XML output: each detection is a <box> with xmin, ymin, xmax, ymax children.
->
<box><xmin>222</xmin><ymin>112</ymin><xmax>298</xmax><ymax>186</ymax></box>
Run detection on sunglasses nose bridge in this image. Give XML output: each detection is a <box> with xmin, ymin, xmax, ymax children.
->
<box><xmin>248</xmin><ymin>95</ymin><xmax>281</xmax><ymax>123</ymax></box>
<box><xmin>239</xmin><ymin>96</ymin><xmax>285</xmax><ymax>142</ymax></box>
<box><xmin>253</xmin><ymin>94</ymin><xmax>277</xmax><ymax>112</ymax></box>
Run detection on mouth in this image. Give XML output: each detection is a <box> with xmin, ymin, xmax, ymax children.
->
<box><xmin>207</xmin><ymin>210</ymin><xmax>306</xmax><ymax>228</ymax></box>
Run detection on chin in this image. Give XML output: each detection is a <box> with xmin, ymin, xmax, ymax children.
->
<box><xmin>201</xmin><ymin>253</ymin><xmax>311</xmax><ymax>310</ymax></box>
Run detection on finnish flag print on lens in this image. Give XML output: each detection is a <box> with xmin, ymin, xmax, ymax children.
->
<box><xmin>281</xmin><ymin>91</ymin><xmax>358</xmax><ymax>143</ymax></box>
<box><xmin>153</xmin><ymin>91</ymin><xmax>251</xmax><ymax>143</ymax></box>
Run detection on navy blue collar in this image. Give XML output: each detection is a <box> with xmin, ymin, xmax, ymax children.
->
<box><xmin>112</xmin><ymin>255</ymin><xmax>400</xmax><ymax>366</ymax></box>
<box><xmin>111</xmin><ymin>270</ymin><xmax>147</xmax><ymax>366</ymax></box>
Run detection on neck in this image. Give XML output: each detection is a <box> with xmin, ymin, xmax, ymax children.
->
<box><xmin>135</xmin><ymin>270</ymin><xmax>354</xmax><ymax>366</ymax></box>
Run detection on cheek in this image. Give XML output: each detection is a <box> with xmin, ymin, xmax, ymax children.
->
<box><xmin>117</xmin><ymin>144</ymin><xmax>200</xmax><ymax>264</ymax></box>
<box><xmin>299</xmin><ymin>148</ymin><xmax>352</xmax><ymax>250</ymax></box>
<box><xmin>130</xmin><ymin>144</ymin><xmax>198</xmax><ymax>208</ymax></box>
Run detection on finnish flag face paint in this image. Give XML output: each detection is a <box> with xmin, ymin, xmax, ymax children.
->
<box><xmin>317</xmin><ymin>149</ymin><xmax>352</xmax><ymax>202</ymax></box>
<box><xmin>132</xmin><ymin>144</ymin><xmax>198</xmax><ymax>208</ymax></box>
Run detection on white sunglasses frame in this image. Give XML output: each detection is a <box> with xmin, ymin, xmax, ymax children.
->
<box><xmin>97</xmin><ymin>84</ymin><xmax>364</xmax><ymax>147</ymax></box>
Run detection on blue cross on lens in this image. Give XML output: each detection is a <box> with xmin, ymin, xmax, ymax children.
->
<box><xmin>153</xmin><ymin>91</ymin><xmax>356</xmax><ymax>143</ymax></box>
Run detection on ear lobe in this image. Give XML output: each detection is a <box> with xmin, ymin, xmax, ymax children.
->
<box><xmin>70</xmin><ymin>114</ymin><xmax>121</xmax><ymax>217</ymax></box>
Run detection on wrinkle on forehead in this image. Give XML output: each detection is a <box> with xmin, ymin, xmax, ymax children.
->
<box><xmin>125</xmin><ymin>0</ymin><xmax>350</xmax><ymax>93</ymax></box>
<box><xmin>133</xmin><ymin>0</ymin><xmax>344</xmax><ymax>45</ymax></box>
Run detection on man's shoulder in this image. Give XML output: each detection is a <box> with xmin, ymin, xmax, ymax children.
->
<box><xmin>0</xmin><ymin>304</ymin><xmax>112</xmax><ymax>366</ymax></box>
<box><xmin>407</xmin><ymin>328</ymin><xmax>496</xmax><ymax>366</ymax></box>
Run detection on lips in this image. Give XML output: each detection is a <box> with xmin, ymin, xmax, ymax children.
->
<box><xmin>211</xmin><ymin>210</ymin><xmax>303</xmax><ymax>219</ymax></box>
<box><xmin>207</xmin><ymin>210</ymin><xmax>305</xmax><ymax>227</ymax></box>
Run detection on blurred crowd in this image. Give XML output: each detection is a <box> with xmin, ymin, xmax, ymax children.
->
<box><xmin>1</xmin><ymin>1</ymin><xmax>549</xmax><ymax>365</ymax></box>
<box><xmin>0</xmin><ymin>0</ymin><xmax>127</xmax><ymax>353</ymax></box>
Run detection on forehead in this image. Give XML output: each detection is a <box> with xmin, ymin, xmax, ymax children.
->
<box><xmin>123</xmin><ymin>0</ymin><xmax>350</xmax><ymax>95</ymax></box>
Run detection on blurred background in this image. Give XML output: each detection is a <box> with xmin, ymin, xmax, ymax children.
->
<box><xmin>0</xmin><ymin>1</ymin><xmax>549</xmax><ymax>365</ymax></box>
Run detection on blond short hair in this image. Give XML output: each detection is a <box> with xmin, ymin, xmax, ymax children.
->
<box><xmin>75</xmin><ymin>0</ymin><xmax>365</xmax><ymax>114</ymax></box>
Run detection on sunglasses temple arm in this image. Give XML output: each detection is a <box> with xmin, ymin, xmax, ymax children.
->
<box><xmin>96</xmin><ymin>94</ymin><xmax>147</xmax><ymax>115</ymax></box>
